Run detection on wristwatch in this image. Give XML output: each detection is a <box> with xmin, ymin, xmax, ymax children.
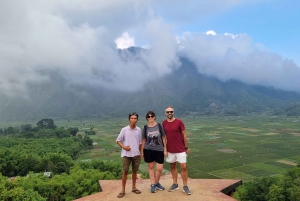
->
<box><xmin>185</xmin><ymin>147</ymin><xmax>189</xmax><ymax>150</ymax></box>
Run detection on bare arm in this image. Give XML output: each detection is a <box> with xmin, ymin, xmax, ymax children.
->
<box><xmin>117</xmin><ymin>141</ymin><xmax>131</xmax><ymax>151</ymax></box>
<box><xmin>182</xmin><ymin>130</ymin><xmax>190</xmax><ymax>154</ymax></box>
<box><xmin>139</xmin><ymin>143</ymin><xmax>142</xmax><ymax>155</ymax></box>
<box><xmin>141</xmin><ymin>138</ymin><xmax>146</xmax><ymax>157</ymax></box>
<box><xmin>162</xmin><ymin>135</ymin><xmax>168</xmax><ymax>156</ymax></box>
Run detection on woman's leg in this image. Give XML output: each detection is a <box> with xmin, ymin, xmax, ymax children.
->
<box><xmin>148</xmin><ymin>162</ymin><xmax>155</xmax><ymax>184</ymax></box>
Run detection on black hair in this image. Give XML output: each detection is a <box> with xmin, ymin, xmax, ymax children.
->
<box><xmin>145</xmin><ymin>111</ymin><xmax>156</xmax><ymax>120</ymax></box>
<box><xmin>128</xmin><ymin>112</ymin><xmax>138</xmax><ymax>120</ymax></box>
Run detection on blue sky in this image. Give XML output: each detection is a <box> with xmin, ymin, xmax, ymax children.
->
<box><xmin>200</xmin><ymin>1</ymin><xmax>299</xmax><ymax>65</ymax></box>
<box><xmin>0</xmin><ymin>0</ymin><xmax>300</xmax><ymax>96</ymax></box>
<box><xmin>155</xmin><ymin>0</ymin><xmax>300</xmax><ymax>65</ymax></box>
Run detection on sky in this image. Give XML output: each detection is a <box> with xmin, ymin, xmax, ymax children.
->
<box><xmin>0</xmin><ymin>0</ymin><xmax>299</xmax><ymax>97</ymax></box>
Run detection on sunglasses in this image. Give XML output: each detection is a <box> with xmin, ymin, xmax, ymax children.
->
<box><xmin>147</xmin><ymin>115</ymin><xmax>155</xmax><ymax>118</ymax></box>
<box><xmin>166</xmin><ymin>111</ymin><xmax>174</xmax><ymax>114</ymax></box>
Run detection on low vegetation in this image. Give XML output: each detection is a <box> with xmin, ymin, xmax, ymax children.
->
<box><xmin>0</xmin><ymin>119</ymin><xmax>122</xmax><ymax>200</ymax></box>
<box><xmin>0</xmin><ymin>115</ymin><xmax>300</xmax><ymax>200</ymax></box>
<box><xmin>235</xmin><ymin>167</ymin><xmax>300</xmax><ymax>201</ymax></box>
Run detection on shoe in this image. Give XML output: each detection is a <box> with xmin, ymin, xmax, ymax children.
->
<box><xmin>182</xmin><ymin>186</ymin><xmax>192</xmax><ymax>195</ymax></box>
<box><xmin>168</xmin><ymin>183</ymin><xmax>179</xmax><ymax>192</ymax></box>
<box><xmin>155</xmin><ymin>182</ymin><xmax>165</xmax><ymax>191</ymax></box>
<box><xmin>150</xmin><ymin>184</ymin><xmax>156</xmax><ymax>193</ymax></box>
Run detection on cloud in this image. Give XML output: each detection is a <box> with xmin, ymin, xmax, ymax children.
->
<box><xmin>177</xmin><ymin>31</ymin><xmax>300</xmax><ymax>92</ymax></box>
<box><xmin>0</xmin><ymin>0</ymin><xmax>299</xmax><ymax>98</ymax></box>
<box><xmin>206</xmin><ymin>30</ymin><xmax>217</xmax><ymax>36</ymax></box>
<box><xmin>0</xmin><ymin>0</ymin><xmax>179</xmax><ymax>95</ymax></box>
<box><xmin>115</xmin><ymin>32</ymin><xmax>135</xmax><ymax>49</ymax></box>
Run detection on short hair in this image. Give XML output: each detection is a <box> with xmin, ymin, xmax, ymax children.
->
<box><xmin>128</xmin><ymin>112</ymin><xmax>138</xmax><ymax>120</ymax></box>
<box><xmin>165</xmin><ymin>106</ymin><xmax>174</xmax><ymax>110</ymax></box>
<box><xmin>145</xmin><ymin>111</ymin><xmax>156</xmax><ymax>120</ymax></box>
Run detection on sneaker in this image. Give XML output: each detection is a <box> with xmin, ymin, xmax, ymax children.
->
<box><xmin>150</xmin><ymin>184</ymin><xmax>156</xmax><ymax>193</ymax></box>
<box><xmin>168</xmin><ymin>183</ymin><xmax>179</xmax><ymax>192</ymax></box>
<box><xmin>155</xmin><ymin>182</ymin><xmax>165</xmax><ymax>191</ymax></box>
<box><xmin>182</xmin><ymin>186</ymin><xmax>192</xmax><ymax>195</ymax></box>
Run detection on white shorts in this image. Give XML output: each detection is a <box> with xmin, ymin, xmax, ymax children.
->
<box><xmin>166</xmin><ymin>152</ymin><xmax>187</xmax><ymax>163</ymax></box>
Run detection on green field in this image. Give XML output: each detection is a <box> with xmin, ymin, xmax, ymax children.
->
<box><xmin>1</xmin><ymin>115</ymin><xmax>300</xmax><ymax>182</ymax></box>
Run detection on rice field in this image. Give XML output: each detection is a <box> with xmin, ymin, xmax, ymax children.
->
<box><xmin>1</xmin><ymin>115</ymin><xmax>299</xmax><ymax>182</ymax></box>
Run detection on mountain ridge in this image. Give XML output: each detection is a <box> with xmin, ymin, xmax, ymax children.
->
<box><xmin>0</xmin><ymin>56</ymin><xmax>299</xmax><ymax>121</ymax></box>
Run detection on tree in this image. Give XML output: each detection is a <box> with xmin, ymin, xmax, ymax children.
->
<box><xmin>68</xmin><ymin>127</ymin><xmax>79</xmax><ymax>136</ymax></box>
<box><xmin>0</xmin><ymin>174</ymin><xmax>45</xmax><ymax>201</ymax></box>
<box><xmin>43</xmin><ymin>153</ymin><xmax>74</xmax><ymax>174</ymax></box>
<box><xmin>5</xmin><ymin>127</ymin><xmax>16</xmax><ymax>135</ymax></box>
<box><xmin>55</xmin><ymin>127</ymin><xmax>70</xmax><ymax>138</ymax></box>
<box><xmin>20</xmin><ymin>124</ymin><xmax>33</xmax><ymax>132</ymax></box>
<box><xmin>36</xmin><ymin>119</ymin><xmax>56</xmax><ymax>129</ymax></box>
<box><xmin>82</xmin><ymin>135</ymin><xmax>93</xmax><ymax>147</ymax></box>
<box><xmin>268</xmin><ymin>184</ymin><xmax>285</xmax><ymax>201</ymax></box>
<box><xmin>235</xmin><ymin>176</ymin><xmax>279</xmax><ymax>201</ymax></box>
<box><xmin>235</xmin><ymin>167</ymin><xmax>300</xmax><ymax>201</ymax></box>
<box><xmin>288</xmin><ymin>181</ymin><xmax>300</xmax><ymax>201</ymax></box>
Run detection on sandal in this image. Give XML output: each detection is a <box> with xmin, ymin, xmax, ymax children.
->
<box><xmin>117</xmin><ymin>192</ymin><xmax>125</xmax><ymax>198</ymax></box>
<box><xmin>132</xmin><ymin>189</ymin><xmax>141</xmax><ymax>194</ymax></box>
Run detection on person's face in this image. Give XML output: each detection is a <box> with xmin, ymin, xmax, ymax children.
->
<box><xmin>147</xmin><ymin>114</ymin><xmax>156</xmax><ymax>123</ymax></box>
<box><xmin>129</xmin><ymin>115</ymin><xmax>138</xmax><ymax>126</ymax></box>
<box><xmin>165</xmin><ymin>108</ymin><xmax>174</xmax><ymax>119</ymax></box>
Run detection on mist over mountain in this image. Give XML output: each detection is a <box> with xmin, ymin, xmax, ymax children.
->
<box><xmin>0</xmin><ymin>50</ymin><xmax>299</xmax><ymax>121</ymax></box>
<box><xmin>1</xmin><ymin>1</ymin><xmax>300</xmax><ymax>121</ymax></box>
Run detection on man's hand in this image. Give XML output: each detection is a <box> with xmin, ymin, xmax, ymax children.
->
<box><xmin>164</xmin><ymin>150</ymin><xmax>168</xmax><ymax>157</ymax></box>
<box><xmin>186</xmin><ymin>148</ymin><xmax>190</xmax><ymax>155</ymax></box>
<box><xmin>123</xmin><ymin>146</ymin><xmax>131</xmax><ymax>151</ymax></box>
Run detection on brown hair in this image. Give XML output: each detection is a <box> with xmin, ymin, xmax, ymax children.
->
<box><xmin>145</xmin><ymin>111</ymin><xmax>156</xmax><ymax>120</ymax></box>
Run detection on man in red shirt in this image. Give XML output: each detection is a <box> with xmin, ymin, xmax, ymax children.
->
<box><xmin>162</xmin><ymin>106</ymin><xmax>191</xmax><ymax>195</ymax></box>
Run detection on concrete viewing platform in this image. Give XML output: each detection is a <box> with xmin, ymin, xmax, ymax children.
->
<box><xmin>74</xmin><ymin>174</ymin><xmax>242</xmax><ymax>201</ymax></box>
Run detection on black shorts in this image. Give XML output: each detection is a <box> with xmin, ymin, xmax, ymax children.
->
<box><xmin>143</xmin><ymin>149</ymin><xmax>164</xmax><ymax>164</ymax></box>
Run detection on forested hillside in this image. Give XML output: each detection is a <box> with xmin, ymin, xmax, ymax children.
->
<box><xmin>273</xmin><ymin>103</ymin><xmax>300</xmax><ymax>116</ymax></box>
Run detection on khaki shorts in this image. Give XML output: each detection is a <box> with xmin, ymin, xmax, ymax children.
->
<box><xmin>123</xmin><ymin>155</ymin><xmax>141</xmax><ymax>172</ymax></box>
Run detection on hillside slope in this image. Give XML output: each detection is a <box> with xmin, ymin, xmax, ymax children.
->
<box><xmin>0</xmin><ymin>58</ymin><xmax>300</xmax><ymax>120</ymax></box>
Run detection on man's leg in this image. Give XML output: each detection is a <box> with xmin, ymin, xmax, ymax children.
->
<box><xmin>119</xmin><ymin>157</ymin><xmax>130</xmax><ymax>195</ymax></box>
<box><xmin>132</xmin><ymin>170</ymin><xmax>137</xmax><ymax>190</ymax></box>
<box><xmin>132</xmin><ymin>155</ymin><xmax>141</xmax><ymax>192</ymax></box>
<box><xmin>180</xmin><ymin>162</ymin><xmax>191</xmax><ymax>195</ymax></box>
<box><xmin>168</xmin><ymin>162</ymin><xmax>180</xmax><ymax>191</ymax></box>
<box><xmin>121</xmin><ymin>170</ymin><xmax>128</xmax><ymax>193</ymax></box>
<box><xmin>179</xmin><ymin>163</ymin><xmax>188</xmax><ymax>186</ymax></box>
<box><xmin>170</xmin><ymin>162</ymin><xmax>178</xmax><ymax>184</ymax></box>
<box><xmin>166</xmin><ymin>152</ymin><xmax>179</xmax><ymax>191</ymax></box>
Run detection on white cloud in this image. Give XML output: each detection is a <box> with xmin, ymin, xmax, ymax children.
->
<box><xmin>206</xmin><ymin>30</ymin><xmax>217</xmax><ymax>36</ymax></box>
<box><xmin>115</xmin><ymin>32</ymin><xmax>135</xmax><ymax>49</ymax></box>
<box><xmin>0</xmin><ymin>0</ymin><xmax>299</xmax><ymax>97</ymax></box>
<box><xmin>0</xmin><ymin>0</ymin><xmax>179</xmax><ymax>95</ymax></box>
<box><xmin>177</xmin><ymin>31</ymin><xmax>300</xmax><ymax>92</ymax></box>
